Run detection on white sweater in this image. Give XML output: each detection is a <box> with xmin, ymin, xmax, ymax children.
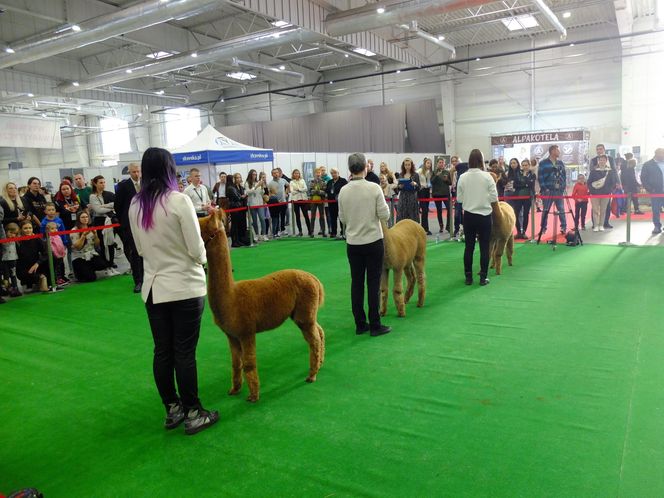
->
<box><xmin>457</xmin><ymin>168</ymin><xmax>498</xmax><ymax>216</ymax></box>
<box><xmin>338</xmin><ymin>178</ymin><xmax>390</xmax><ymax>245</ymax></box>
<box><xmin>289</xmin><ymin>179</ymin><xmax>309</xmax><ymax>201</ymax></box>
<box><xmin>129</xmin><ymin>191</ymin><xmax>207</xmax><ymax>304</ymax></box>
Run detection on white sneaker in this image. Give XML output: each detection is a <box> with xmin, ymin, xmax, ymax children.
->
<box><xmin>598</xmin><ymin>226</ymin><xmax>604</xmax><ymax>232</ymax></box>
<box><xmin>593</xmin><ymin>227</ymin><xmax>599</xmax><ymax>232</ymax></box>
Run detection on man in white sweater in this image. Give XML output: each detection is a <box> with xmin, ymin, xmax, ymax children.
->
<box><xmin>338</xmin><ymin>153</ymin><xmax>392</xmax><ymax>337</ymax></box>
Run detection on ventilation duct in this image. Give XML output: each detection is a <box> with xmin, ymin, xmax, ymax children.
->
<box><xmin>399</xmin><ymin>21</ymin><xmax>456</xmax><ymax>57</ymax></box>
<box><xmin>532</xmin><ymin>0</ymin><xmax>567</xmax><ymax>39</ymax></box>
<box><xmin>0</xmin><ymin>0</ymin><xmax>225</xmax><ymax>70</ymax></box>
<box><xmin>325</xmin><ymin>0</ymin><xmax>491</xmax><ymax>37</ymax></box>
<box><xmin>231</xmin><ymin>58</ymin><xmax>306</xmax><ymax>83</ymax></box>
<box><xmin>58</xmin><ymin>29</ymin><xmax>317</xmax><ymax>93</ymax></box>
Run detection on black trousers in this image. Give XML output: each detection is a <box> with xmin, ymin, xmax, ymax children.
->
<box><xmin>604</xmin><ymin>198</ymin><xmax>613</xmax><ymax>226</ymax></box>
<box><xmin>230</xmin><ymin>210</ymin><xmax>250</xmax><ymax>246</ymax></box>
<box><xmin>463</xmin><ymin>211</ymin><xmax>492</xmax><ymax>277</ymax></box>
<box><xmin>120</xmin><ymin>228</ymin><xmax>143</xmax><ymax>285</ymax></box>
<box><xmin>73</xmin><ymin>255</ymin><xmax>109</xmax><ymax>282</ymax></box>
<box><xmin>293</xmin><ymin>202</ymin><xmax>311</xmax><ymax>235</ymax></box>
<box><xmin>419</xmin><ymin>188</ymin><xmax>431</xmax><ymax>231</ymax></box>
<box><xmin>347</xmin><ymin>239</ymin><xmax>384</xmax><ymax>329</ymax></box>
<box><xmin>145</xmin><ymin>293</ymin><xmax>205</xmax><ymax>410</ymax></box>
<box><xmin>574</xmin><ymin>201</ymin><xmax>588</xmax><ymax>228</ymax></box>
<box><xmin>434</xmin><ymin>199</ymin><xmax>452</xmax><ymax>231</ymax></box>
<box><xmin>454</xmin><ymin>202</ymin><xmax>463</xmax><ymax>235</ymax></box>
<box><xmin>511</xmin><ymin>198</ymin><xmax>532</xmax><ymax>234</ymax></box>
<box><xmin>328</xmin><ymin>202</ymin><xmax>342</xmax><ymax>236</ymax></box>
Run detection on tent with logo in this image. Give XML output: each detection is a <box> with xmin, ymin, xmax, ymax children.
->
<box><xmin>171</xmin><ymin>124</ymin><xmax>274</xmax><ymax>185</ymax></box>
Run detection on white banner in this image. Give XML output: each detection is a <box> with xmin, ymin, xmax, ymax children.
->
<box><xmin>0</xmin><ymin>115</ymin><xmax>62</xmax><ymax>149</ymax></box>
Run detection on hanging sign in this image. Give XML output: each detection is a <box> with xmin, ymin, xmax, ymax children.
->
<box><xmin>0</xmin><ymin>115</ymin><xmax>62</xmax><ymax>149</ymax></box>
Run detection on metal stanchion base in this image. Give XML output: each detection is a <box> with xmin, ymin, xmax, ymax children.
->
<box><xmin>618</xmin><ymin>241</ymin><xmax>637</xmax><ymax>247</ymax></box>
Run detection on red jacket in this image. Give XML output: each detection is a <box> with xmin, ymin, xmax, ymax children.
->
<box><xmin>572</xmin><ymin>182</ymin><xmax>589</xmax><ymax>201</ymax></box>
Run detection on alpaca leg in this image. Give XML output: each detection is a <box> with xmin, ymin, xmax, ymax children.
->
<box><xmin>239</xmin><ymin>336</ymin><xmax>260</xmax><ymax>402</ymax></box>
<box><xmin>392</xmin><ymin>268</ymin><xmax>406</xmax><ymax>317</ymax></box>
<box><xmin>317</xmin><ymin>324</ymin><xmax>325</xmax><ymax>366</ymax></box>
<box><xmin>495</xmin><ymin>240</ymin><xmax>505</xmax><ymax>275</ymax></box>
<box><xmin>507</xmin><ymin>235</ymin><xmax>514</xmax><ymax>266</ymax></box>
<box><xmin>298</xmin><ymin>322</ymin><xmax>322</xmax><ymax>383</ymax></box>
<box><xmin>414</xmin><ymin>256</ymin><xmax>426</xmax><ymax>307</ymax></box>
<box><xmin>489</xmin><ymin>239</ymin><xmax>496</xmax><ymax>269</ymax></box>
<box><xmin>380</xmin><ymin>268</ymin><xmax>389</xmax><ymax>317</ymax></box>
<box><xmin>226</xmin><ymin>335</ymin><xmax>243</xmax><ymax>396</ymax></box>
<box><xmin>404</xmin><ymin>263</ymin><xmax>416</xmax><ymax>303</ymax></box>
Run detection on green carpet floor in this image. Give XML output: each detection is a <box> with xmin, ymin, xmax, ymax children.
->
<box><xmin>2</xmin><ymin>240</ymin><xmax>664</xmax><ymax>497</ymax></box>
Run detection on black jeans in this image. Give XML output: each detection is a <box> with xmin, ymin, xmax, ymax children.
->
<box><xmin>145</xmin><ymin>293</ymin><xmax>205</xmax><ymax>410</ymax></box>
<box><xmin>293</xmin><ymin>202</ymin><xmax>311</xmax><ymax>235</ymax></box>
<box><xmin>434</xmin><ymin>199</ymin><xmax>452</xmax><ymax>231</ymax></box>
<box><xmin>328</xmin><ymin>202</ymin><xmax>342</xmax><ymax>236</ymax></box>
<box><xmin>574</xmin><ymin>201</ymin><xmax>588</xmax><ymax>228</ymax></box>
<box><xmin>346</xmin><ymin>239</ymin><xmax>384</xmax><ymax>329</ymax></box>
<box><xmin>463</xmin><ymin>211</ymin><xmax>492</xmax><ymax>277</ymax></box>
<box><xmin>511</xmin><ymin>198</ymin><xmax>532</xmax><ymax>234</ymax></box>
<box><xmin>419</xmin><ymin>188</ymin><xmax>431</xmax><ymax>231</ymax></box>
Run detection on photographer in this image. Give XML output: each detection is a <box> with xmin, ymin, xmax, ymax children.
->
<box><xmin>538</xmin><ymin>145</ymin><xmax>567</xmax><ymax>235</ymax></box>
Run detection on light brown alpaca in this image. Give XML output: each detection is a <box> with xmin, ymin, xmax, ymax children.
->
<box><xmin>379</xmin><ymin>219</ymin><xmax>427</xmax><ymax>317</ymax></box>
<box><xmin>489</xmin><ymin>172</ymin><xmax>516</xmax><ymax>275</ymax></box>
<box><xmin>199</xmin><ymin>209</ymin><xmax>325</xmax><ymax>402</ymax></box>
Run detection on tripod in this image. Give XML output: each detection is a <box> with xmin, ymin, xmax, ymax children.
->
<box><xmin>537</xmin><ymin>193</ymin><xmax>575</xmax><ymax>250</ymax></box>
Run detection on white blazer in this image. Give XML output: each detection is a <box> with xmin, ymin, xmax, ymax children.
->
<box><xmin>129</xmin><ymin>191</ymin><xmax>207</xmax><ymax>304</ymax></box>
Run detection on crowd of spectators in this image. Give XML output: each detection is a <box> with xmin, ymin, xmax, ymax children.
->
<box><xmin>2</xmin><ymin>146</ymin><xmax>661</xmax><ymax>303</ymax></box>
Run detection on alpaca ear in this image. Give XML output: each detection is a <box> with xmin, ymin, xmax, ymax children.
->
<box><xmin>215</xmin><ymin>208</ymin><xmax>227</xmax><ymax>230</ymax></box>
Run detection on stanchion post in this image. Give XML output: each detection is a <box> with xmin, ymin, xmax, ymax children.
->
<box><xmin>45</xmin><ymin>232</ymin><xmax>57</xmax><ymax>292</ymax></box>
<box><xmin>290</xmin><ymin>201</ymin><xmax>296</xmax><ymax>236</ymax></box>
<box><xmin>246</xmin><ymin>207</ymin><xmax>255</xmax><ymax>246</ymax></box>
<box><xmin>529</xmin><ymin>194</ymin><xmax>537</xmax><ymax>243</ymax></box>
<box><xmin>450</xmin><ymin>196</ymin><xmax>456</xmax><ymax>238</ymax></box>
<box><xmin>620</xmin><ymin>193</ymin><xmax>635</xmax><ymax>246</ymax></box>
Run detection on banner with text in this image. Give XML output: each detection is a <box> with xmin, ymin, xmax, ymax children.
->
<box><xmin>0</xmin><ymin>115</ymin><xmax>62</xmax><ymax>149</ymax></box>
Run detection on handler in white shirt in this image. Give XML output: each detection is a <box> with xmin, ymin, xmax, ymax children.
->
<box><xmin>338</xmin><ymin>152</ymin><xmax>392</xmax><ymax>337</ymax></box>
<box><xmin>456</xmin><ymin>149</ymin><xmax>498</xmax><ymax>286</ymax></box>
<box><xmin>183</xmin><ymin>167</ymin><xmax>212</xmax><ymax>217</ymax></box>
<box><xmin>129</xmin><ymin>147</ymin><xmax>219</xmax><ymax>436</ymax></box>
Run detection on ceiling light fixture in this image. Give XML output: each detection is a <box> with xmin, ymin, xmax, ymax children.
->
<box><xmin>475</xmin><ymin>57</ymin><xmax>481</xmax><ymax>61</ymax></box>
<box><xmin>155</xmin><ymin>90</ymin><xmax>165</xmax><ymax>95</ymax></box>
<box><xmin>4</xmin><ymin>47</ymin><xmax>15</xmax><ymax>54</ymax></box>
<box><xmin>125</xmin><ymin>69</ymin><xmax>133</xmax><ymax>74</ymax></box>
<box><xmin>191</xmin><ymin>52</ymin><xmax>198</xmax><ymax>58</ymax></box>
<box><xmin>278</xmin><ymin>65</ymin><xmax>286</xmax><ymax>70</ymax></box>
<box><xmin>501</xmin><ymin>14</ymin><xmax>539</xmax><ymax>31</ymax></box>
<box><xmin>71</xmin><ymin>25</ymin><xmax>82</xmax><ymax>32</ymax></box>
<box><xmin>27</xmin><ymin>93</ymin><xmax>34</xmax><ymax>97</ymax></box>
<box><xmin>562</xmin><ymin>12</ymin><xmax>571</xmax><ymax>19</ymax></box>
<box><xmin>72</xmin><ymin>81</ymin><xmax>80</xmax><ymax>86</ymax></box>
<box><xmin>396</xmin><ymin>70</ymin><xmax>401</xmax><ymax>74</ymax></box>
<box><xmin>438</xmin><ymin>35</ymin><xmax>445</xmax><ymax>41</ymax></box>
<box><xmin>226</xmin><ymin>71</ymin><xmax>256</xmax><ymax>81</ymax></box>
<box><xmin>352</xmin><ymin>47</ymin><xmax>376</xmax><ymax>57</ymax></box>
<box><xmin>376</xmin><ymin>7</ymin><xmax>385</xmax><ymax>14</ymax></box>
<box><xmin>271</xmin><ymin>20</ymin><xmax>290</xmax><ymax>28</ymax></box>
<box><xmin>146</xmin><ymin>51</ymin><xmax>172</xmax><ymax>59</ymax></box>
<box><xmin>344</xmin><ymin>54</ymin><xmax>349</xmax><ymax>58</ymax></box>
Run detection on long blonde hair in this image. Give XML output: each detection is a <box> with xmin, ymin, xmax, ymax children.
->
<box><xmin>2</xmin><ymin>182</ymin><xmax>25</xmax><ymax>212</ymax></box>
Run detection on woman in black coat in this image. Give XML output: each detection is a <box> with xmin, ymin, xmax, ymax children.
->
<box><xmin>227</xmin><ymin>173</ymin><xmax>251</xmax><ymax>247</ymax></box>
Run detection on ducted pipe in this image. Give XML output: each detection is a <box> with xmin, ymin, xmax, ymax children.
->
<box><xmin>314</xmin><ymin>42</ymin><xmax>381</xmax><ymax>69</ymax></box>
<box><xmin>532</xmin><ymin>0</ymin><xmax>567</xmax><ymax>39</ymax></box>
<box><xmin>231</xmin><ymin>57</ymin><xmax>306</xmax><ymax>83</ymax></box>
<box><xmin>400</xmin><ymin>21</ymin><xmax>456</xmax><ymax>58</ymax></box>
<box><xmin>58</xmin><ymin>28</ymin><xmax>318</xmax><ymax>93</ymax></box>
<box><xmin>325</xmin><ymin>0</ymin><xmax>490</xmax><ymax>37</ymax></box>
<box><xmin>0</xmin><ymin>0</ymin><xmax>224</xmax><ymax>70</ymax></box>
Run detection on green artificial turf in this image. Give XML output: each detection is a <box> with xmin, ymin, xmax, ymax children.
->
<box><xmin>1</xmin><ymin>240</ymin><xmax>664</xmax><ymax>497</ymax></box>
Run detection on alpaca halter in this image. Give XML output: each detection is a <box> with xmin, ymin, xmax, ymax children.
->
<box><xmin>204</xmin><ymin>227</ymin><xmax>223</xmax><ymax>246</ymax></box>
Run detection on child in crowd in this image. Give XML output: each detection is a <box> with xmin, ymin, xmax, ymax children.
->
<box><xmin>572</xmin><ymin>174</ymin><xmax>589</xmax><ymax>230</ymax></box>
<box><xmin>1</xmin><ymin>222</ymin><xmax>22</xmax><ymax>298</ymax></box>
<box><xmin>40</xmin><ymin>202</ymin><xmax>70</xmax><ymax>246</ymax></box>
<box><xmin>16</xmin><ymin>220</ymin><xmax>50</xmax><ymax>292</ymax></box>
<box><xmin>267</xmin><ymin>186</ymin><xmax>281</xmax><ymax>238</ymax></box>
<box><xmin>45</xmin><ymin>222</ymin><xmax>69</xmax><ymax>286</ymax></box>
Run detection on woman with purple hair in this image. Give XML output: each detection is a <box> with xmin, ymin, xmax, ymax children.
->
<box><xmin>128</xmin><ymin>147</ymin><xmax>219</xmax><ymax>436</ymax></box>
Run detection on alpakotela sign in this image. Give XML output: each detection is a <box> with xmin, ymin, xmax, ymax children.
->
<box><xmin>491</xmin><ymin>129</ymin><xmax>589</xmax><ymax>146</ymax></box>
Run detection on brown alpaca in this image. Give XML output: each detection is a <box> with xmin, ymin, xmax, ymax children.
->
<box><xmin>489</xmin><ymin>173</ymin><xmax>516</xmax><ymax>275</ymax></box>
<box><xmin>379</xmin><ymin>219</ymin><xmax>427</xmax><ymax>317</ymax></box>
<box><xmin>199</xmin><ymin>209</ymin><xmax>325</xmax><ymax>402</ymax></box>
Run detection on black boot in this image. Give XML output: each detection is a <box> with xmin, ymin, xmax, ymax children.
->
<box><xmin>479</xmin><ymin>274</ymin><xmax>490</xmax><ymax>286</ymax></box>
<box><xmin>464</xmin><ymin>272</ymin><xmax>473</xmax><ymax>285</ymax></box>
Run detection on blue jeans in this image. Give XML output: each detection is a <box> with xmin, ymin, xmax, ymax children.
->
<box><xmin>651</xmin><ymin>195</ymin><xmax>664</xmax><ymax>228</ymax></box>
<box><xmin>540</xmin><ymin>189</ymin><xmax>567</xmax><ymax>232</ymax></box>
